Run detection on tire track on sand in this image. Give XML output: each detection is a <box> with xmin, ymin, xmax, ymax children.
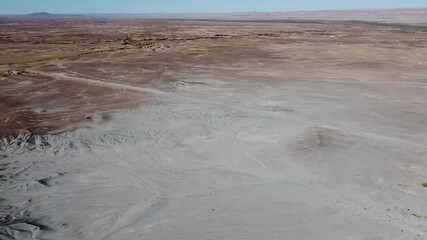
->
<box><xmin>28</xmin><ymin>71</ymin><xmax>170</xmax><ymax>97</ymax></box>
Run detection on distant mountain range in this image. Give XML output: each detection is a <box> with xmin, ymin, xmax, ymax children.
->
<box><xmin>91</xmin><ymin>8</ymin><xmax>427</xmax><ymax>25</ymax></box>
<box><xmin>0</xmin><ymin>9</ymin><xmax>425</xmax><ymax>26</ymax></box>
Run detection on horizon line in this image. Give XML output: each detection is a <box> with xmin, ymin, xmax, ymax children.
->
<box><xmin>2</xmin><ymin>7</ymin><xmax>427</xmax><ymax>16</ymax></box>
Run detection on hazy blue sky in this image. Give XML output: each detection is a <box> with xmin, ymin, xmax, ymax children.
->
<box><xmin>1</xmin><ymin>0</ymin><xmax>427</xmax><ymax>14</ymax></box>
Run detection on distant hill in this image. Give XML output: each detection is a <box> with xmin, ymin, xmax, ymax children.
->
<box><xmin>28</xmin><ymin>12</ymin><xmax>53</xmax><ymax>16</ymax></box>
<box><xmin>27</xmin><ymin>12</ymin><xmax>83</xmax><ymax>18</ymax></box>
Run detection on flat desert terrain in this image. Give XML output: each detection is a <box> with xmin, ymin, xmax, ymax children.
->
<box><xmin>1</xmin><ymin>13</ymin><xmax>427</xmax><ymax>239</ymax></box>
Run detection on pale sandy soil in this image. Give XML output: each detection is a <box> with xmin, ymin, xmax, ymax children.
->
<box><xmin>1</xmin><ymin>18</ymin><xmax>427</xmax><ymax>240</ymax></box>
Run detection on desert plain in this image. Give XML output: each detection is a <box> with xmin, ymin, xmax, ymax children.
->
<box><xmin>1</xmin><ymin>11</ymin><xmax>427</xmax><ymax>239</ymax></box>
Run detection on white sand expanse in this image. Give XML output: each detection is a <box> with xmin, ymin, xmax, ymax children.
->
<box><xmin>1</xmin><ymin>44</ymin><xmax>427</xmax><ymax>239</ymax></box>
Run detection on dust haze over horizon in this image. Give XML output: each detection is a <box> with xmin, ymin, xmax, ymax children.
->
<box><xmin>1</xmin><ymin>0</ymin><xmax>427</xmax><ymax>14</ymax></box>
